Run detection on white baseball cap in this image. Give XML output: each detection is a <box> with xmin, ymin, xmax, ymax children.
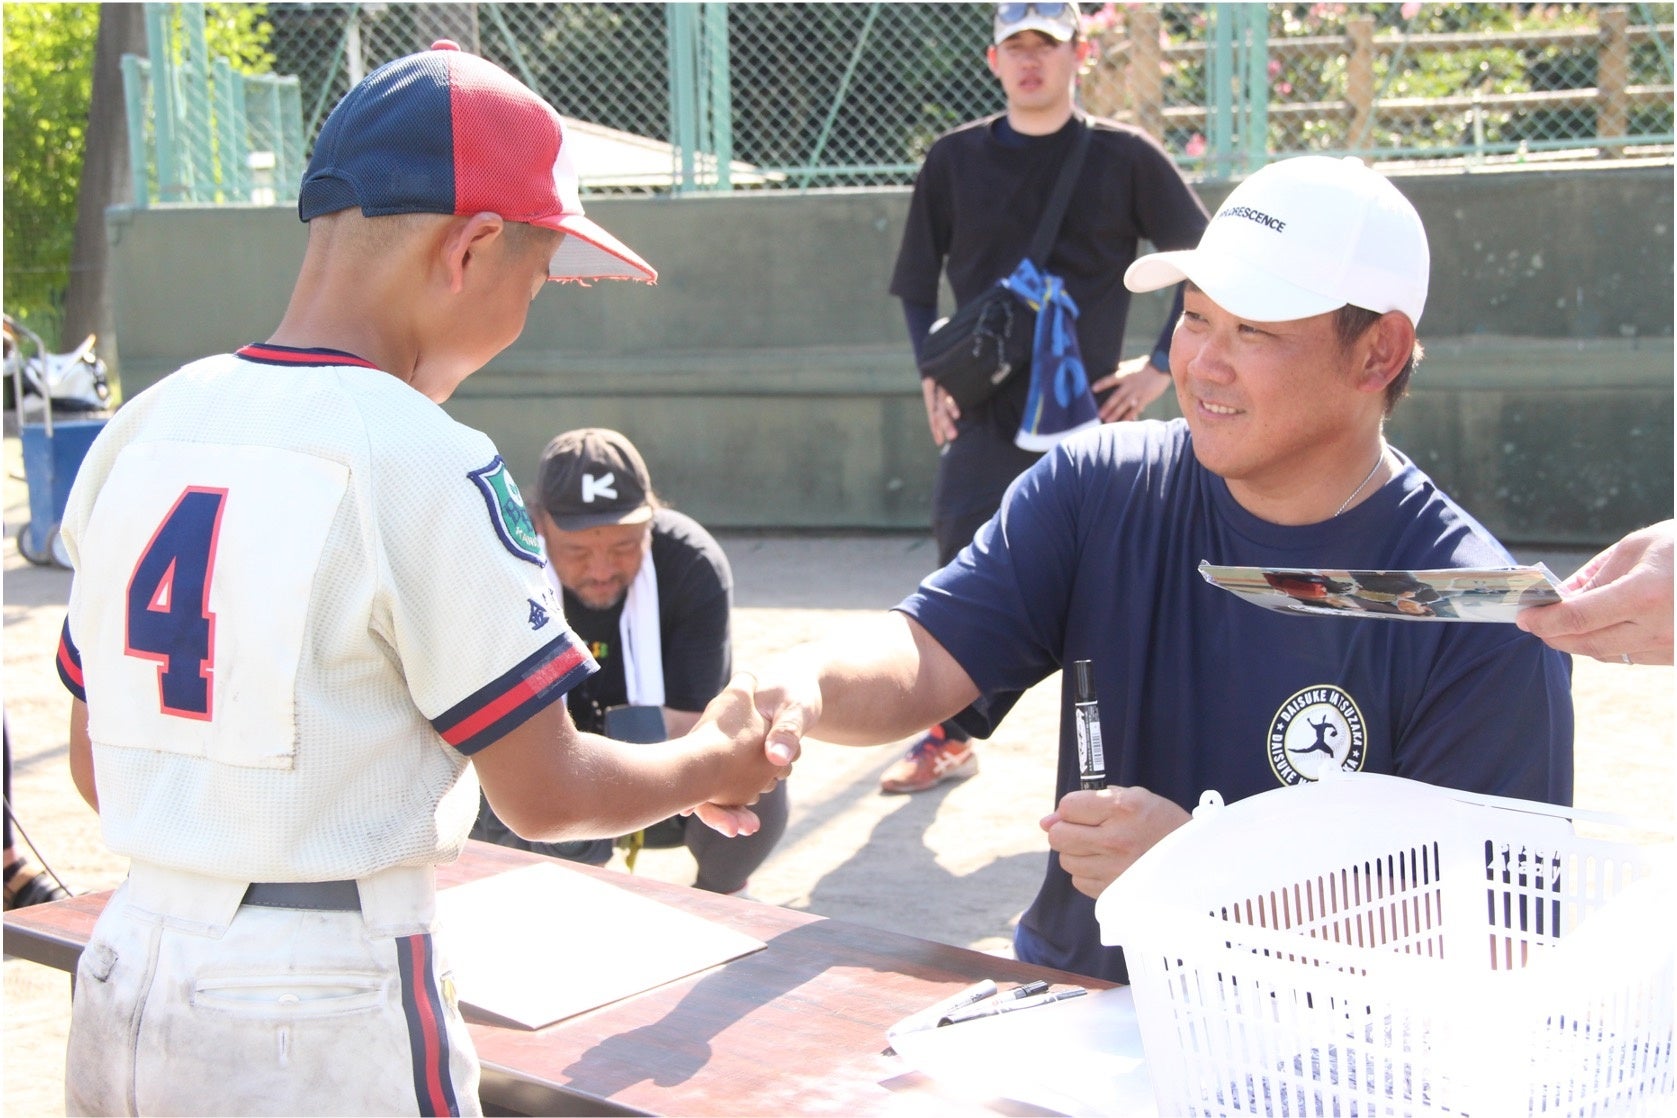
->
<box><xmin>993</xmin><ymin>2</ymin><xmax>1080</xmax><ymax>45</ymax></box>
<box><xmin>1125</xmin><ymin>156</ymin><xmax>1429</xmax><ymax>327</ymax></box>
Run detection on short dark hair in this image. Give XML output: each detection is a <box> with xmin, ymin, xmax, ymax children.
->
<box><xmin>1333</xmin><ymin>304</ymin><xmax>1424</xmax><ymax>416</ymax></box>
<box><xmin>500</xmin><ymin>218</ymin><xmax>561</xmax><ymax>261</ymax></box>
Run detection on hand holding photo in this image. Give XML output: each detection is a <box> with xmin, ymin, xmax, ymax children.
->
<box><xmin>1198</xmin><ymin>562</ymin><xmax>1566</xmax><ymax>623</ymax></box>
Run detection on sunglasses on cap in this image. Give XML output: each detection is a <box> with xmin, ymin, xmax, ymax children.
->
<box><xmin>996</xmin><ymin>3</ymin><xmax>1074</xmax><ymax>22</ymax></box>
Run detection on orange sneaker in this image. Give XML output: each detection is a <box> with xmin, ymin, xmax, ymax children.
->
<box><xmin>878</xmin><ymin>726</ymin><xmax>978</xmax><ymax>794</ymax></box>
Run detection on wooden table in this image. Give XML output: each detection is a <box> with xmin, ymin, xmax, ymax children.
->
<box><xmin>5</xmin><ymin>840</ymin><xmax>1109</xmax><ymax>1116</ymax></box>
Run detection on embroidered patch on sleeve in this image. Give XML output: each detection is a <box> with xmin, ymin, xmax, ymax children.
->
<box><xmin>469</xmin><ymin>456</ymin><xmax>543</xmax><ymax>565</ymax></box>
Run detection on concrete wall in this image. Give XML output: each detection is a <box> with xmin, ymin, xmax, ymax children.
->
<box><xmin>107</xmin><ymin>163</ymin><xmax>1672</xmax><ymax>547</ymax></box>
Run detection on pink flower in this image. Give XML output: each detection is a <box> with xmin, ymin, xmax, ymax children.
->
<box><xmin>1084</xmin><ymin>2</ymin><xmax>1121</xmax><ymax>36</ymax></box>
<box><xmin>1401</xmin><ymin>2</ymin><xmax>1423</xmax><ymax>18</ymax></box>
<box><xmin>1186</xmin><ymin>133</ymin><xmax>1207</xmax><ymax>157</ymax></box>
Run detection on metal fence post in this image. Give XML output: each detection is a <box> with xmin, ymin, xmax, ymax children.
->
<box><xmin>1206</xmin><ymin>5</ymin><xmax>1236</xmax><ymax>179</ymax></box>
<box><xmin>146</xmin><ymin>4</ymin><xmax>182</xmax><ymax>203</ymax></box>
<box><xmin>1346</xmin><ymin>15</ymin><xmax>1375</xmax><ymax>153</ymax></box>
<box><xmin>214</xmin><ymin>57</ymin><xmax>248</xmax><ymax>202</ymax></box>
<box><xmin>120</xmin><ymin>55</ymin><xmax>152</xmax><ymax>208</ymax></box>
<box><xmin>180</xmin><ymin>3</ymin><xmax>214</xmax><ymax>201</ymax></box>
<box><xmin>1240</xmin><ymin>4</ymin><xmax>1268</xmax><ymax>174</ymax></box>
<box><xmin>1598</xmin><ymin>6</ymin><xmax>1630</xmax><ymax>150</ymax></box>
<box><xmin>705</xmin><ymin>2</ymin><xmax>733</xmax><ymax>191</ymax></box>
<box><xmin>667</xmin><ymin>3</ymin><xmax>698</xmax><ymax>195</ymax></box>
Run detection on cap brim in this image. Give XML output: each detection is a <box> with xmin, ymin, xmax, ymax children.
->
<box><xmin>995</xmin><ymin>18</ymin><xmax>1074</xmax><ymax>43</ymax></box>
<box><xmin>1125</xmin><ymin>249</ymin><xmax>1346</xmax><ymax>324</ymax></box>
<box><xmin>550</xmin><ymin>504</ymin><xmax>654</xmax><ymax>532</ymax></box>
<box><xmin>543</xmin><ymin>214</ymin><xmax>658</xmax><ymax>284</ymax></box>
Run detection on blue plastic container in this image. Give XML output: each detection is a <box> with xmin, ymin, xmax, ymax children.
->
<box><xmin>17</xmin><ymin>418</ymin><xmax>106</xmax><ymax>566</ymax></box>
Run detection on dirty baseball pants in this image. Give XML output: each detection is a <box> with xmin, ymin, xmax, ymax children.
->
<box><xmin>66</xmin><ymin>861</ymin><xmax>480</xmax><ymax>1117</ymax></box>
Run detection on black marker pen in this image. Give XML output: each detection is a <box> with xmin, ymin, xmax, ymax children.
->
<box><xmin>1073</xmin><ymin>659</ymin><xmax>1106</xmax><ymax>791</ymax></box>
<box><xmin>883</xmin><ymin>978</ymin><xmax>1001</xmax><ymax>1052</ymax></box>
<box><xmin>939</xmin><ymin>986</ymin><xmax>1088</xmax><ymax>1026</ymax></box>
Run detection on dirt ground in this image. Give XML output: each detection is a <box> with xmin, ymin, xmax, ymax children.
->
<box><xmin>3</xmin><ymin>428</ymin><xmax>1672</xmax><ymax>1115</ymax></box>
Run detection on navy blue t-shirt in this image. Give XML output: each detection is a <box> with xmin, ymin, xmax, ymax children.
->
<box><xmin>897</xmin><ymin>419</ymin><xmax>1574</xmax><ymax>983</ymax></box>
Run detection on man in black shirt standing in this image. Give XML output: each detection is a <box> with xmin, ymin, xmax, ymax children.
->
<box><xmin>881</xmin><ymin>1</ymin><xmax>1209</xmax><ymax>794</ymax></box>
<box><xmin>472</xmin><ymin>428</ymin><xmax>786</xmax><ymax>895</ymax></box>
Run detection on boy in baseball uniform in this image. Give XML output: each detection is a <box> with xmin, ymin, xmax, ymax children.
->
<box><xmin>56</xmin><ymin>42</ymin><xmax>791</xmax><ymax>1116</ymax></box>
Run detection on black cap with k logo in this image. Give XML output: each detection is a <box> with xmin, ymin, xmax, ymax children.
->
<box><xmin>537</xmin><ymin>427</ymin><xmax>657</xmax><ymax>531</ymax></box>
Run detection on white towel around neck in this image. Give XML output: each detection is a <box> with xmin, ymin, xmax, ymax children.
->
<box><xmin>616</xmin><ymin>549</ymin><xmax>664</xmax><ymax>708</ymax></box>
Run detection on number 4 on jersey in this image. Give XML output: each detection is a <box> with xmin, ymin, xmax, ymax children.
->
<box><xmin>126</xmin><ymin>487</ymin><xmax>227</xmax><ymax>719</ymax></box>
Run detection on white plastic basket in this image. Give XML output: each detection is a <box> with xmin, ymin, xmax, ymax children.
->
<box><xmin>1096</xmin><ymin>772</ymin><xmax>1675</xmax><ymax>1116</ymax></box>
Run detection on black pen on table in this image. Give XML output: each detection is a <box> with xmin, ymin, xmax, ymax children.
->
<box><xmin>885</xmin><ymin>979</ymin><xmax>995</xmax><ymax>1038</ymax></box>
<box><xmin>998</xmin><ymin>979</ymin><xmax>1050</xmax><ymax>1002</ymax></box>
<box><xmin>939</xmin><ymin>986</ymin><xmax>1088</xmax><ymax>1026</ymax></box>
<box><xmin>882</xmin><ymin>979</ymin><xmax>1000</xmax><ymax>1052</ymax></box>
<box><xmin>1073</xmin><ymin>659</ymin><xmax>1106</xmax><ymax>791</ymax></box>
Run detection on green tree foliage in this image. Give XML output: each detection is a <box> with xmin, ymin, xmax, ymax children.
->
<box><xmin>2</xmin><ymin>2</ymin><xmax>273</xmax><ymax>345</ymax></box>
<box><xmin>4</xmin><ymin>3</ymin><xmax>102</xmax><ymax>341</ymax></box>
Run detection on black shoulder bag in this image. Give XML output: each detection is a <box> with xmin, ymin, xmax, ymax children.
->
<box><xmin>916</xmin><ymin>120</ymin><xmax>1093</xmax><ymax>411</ymax></box>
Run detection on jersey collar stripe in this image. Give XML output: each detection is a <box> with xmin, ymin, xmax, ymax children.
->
<box><xmin>396</xmin><ymin>933</ymin><xmax>461</xmax><ymax>1117</ymax></box>
<box><xmin>434</xmin><ymin>636</ymin><xmax>594</xmax><ymax>754</ymax></box>
<box><xmin>57</xmin><ymin>620</ymin><xmax>87</xmax><ymax>701</ymax></box>
<box><xmin>235</xmin><ymin>343</ymin><xmax>380</xmax><ymax>369</ymax></box>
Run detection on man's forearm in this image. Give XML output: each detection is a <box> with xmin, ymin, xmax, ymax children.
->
<box><xmin>787</xmin><ymin>613</ymin><xmax>980</xmax><ymax>746</ymax></box>
<box><xmin>902</xmin><ymin>299</ymin><xmax>938</xmax><ymax>366</ymax></box>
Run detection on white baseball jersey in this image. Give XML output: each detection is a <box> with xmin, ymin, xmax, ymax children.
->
<box><xmin>57</xmin><ymin>344</ymin><xmax>593</xmax><ymax>882</ymax></box>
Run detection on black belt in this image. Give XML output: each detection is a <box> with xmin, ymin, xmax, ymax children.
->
<box><xmin>241</xmin><ymin>880</ymin><xmax>361</xmax><ymax>912</ymax></box>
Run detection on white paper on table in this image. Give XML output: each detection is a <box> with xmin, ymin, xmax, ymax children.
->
<box><xmin>887</xmin><ymin>986</ymin><xmax>1157</xmax><ymax>1117</ymax></box>
<box><xmin>435</xmin><ymin>861</ymin><xmax>766</xmax><ymax>1029</ymax></box>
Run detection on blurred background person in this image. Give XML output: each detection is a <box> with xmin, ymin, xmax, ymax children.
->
<box><xmin>472</xmin><ymin>428</ymin><xmax>787</xmax><ymax>896</ymax></box>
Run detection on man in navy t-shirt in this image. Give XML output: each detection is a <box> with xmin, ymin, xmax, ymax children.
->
<box><xmin>751</xmin><ymin>155</ymin><xmax>1573</xmax><ymax>983</ymax></box>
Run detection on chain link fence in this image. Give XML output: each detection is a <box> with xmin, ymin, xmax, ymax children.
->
<box><xmin>122</xmin><ymin>1</ymin><xmax>1675</xmax><ymax>204</ymax></box>
<box><xmin>5</xmin><ymin>2</ymin><xmax>1668</xmax><ymax>351</ymax></box>
<box><xmin>5</xmin><ymin>1</ymin><xmax>1673</xmax><ymax>341</ymax></box>
<box><xmin>252</xmin><ymin>2</ymin><xmax>1004</xmax><ymax>192</ymax></box>
<box><xmin>1084</xmin><ymin>3</ymin><xmax>1677</xmax><ymax>179</ymax></box>
<box><xmin>121</xmin><ymin>6</ymin><xmax>305</xmax><ymax>208</ymax></box>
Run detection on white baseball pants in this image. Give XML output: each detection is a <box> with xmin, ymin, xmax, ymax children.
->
<box><xmin>66</xmin><ymin>862</ymin><xmax>481</xmax><ymax>1116</ymax></box>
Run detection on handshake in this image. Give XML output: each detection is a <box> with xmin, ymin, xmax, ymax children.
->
<box><xmin>680</xmin><ymin>669</ymin><xmax>823</xmax><ymax>838</ymax></box>
<box><xmin>675</xmin><ymin>619</ymin><xmax>989</xmax><ymax>838</ymax></box>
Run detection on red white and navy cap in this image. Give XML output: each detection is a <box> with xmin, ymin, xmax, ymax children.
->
<box><xmin>298</xmin><ymin>40</ymin><xmax>656</xmax><ymax>285</ymax></box>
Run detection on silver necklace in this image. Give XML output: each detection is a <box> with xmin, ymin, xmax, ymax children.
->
<box><xmin>1334</xmin><ymin>447</ymin><xmax>1386</xmax><ymax>518</ymax></box>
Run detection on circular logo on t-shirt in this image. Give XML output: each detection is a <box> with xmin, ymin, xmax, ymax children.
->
<box><xmin>1268</xmin><ymin>685</ymin><xmax>1367</xmax><ymax>784</ymax></box>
